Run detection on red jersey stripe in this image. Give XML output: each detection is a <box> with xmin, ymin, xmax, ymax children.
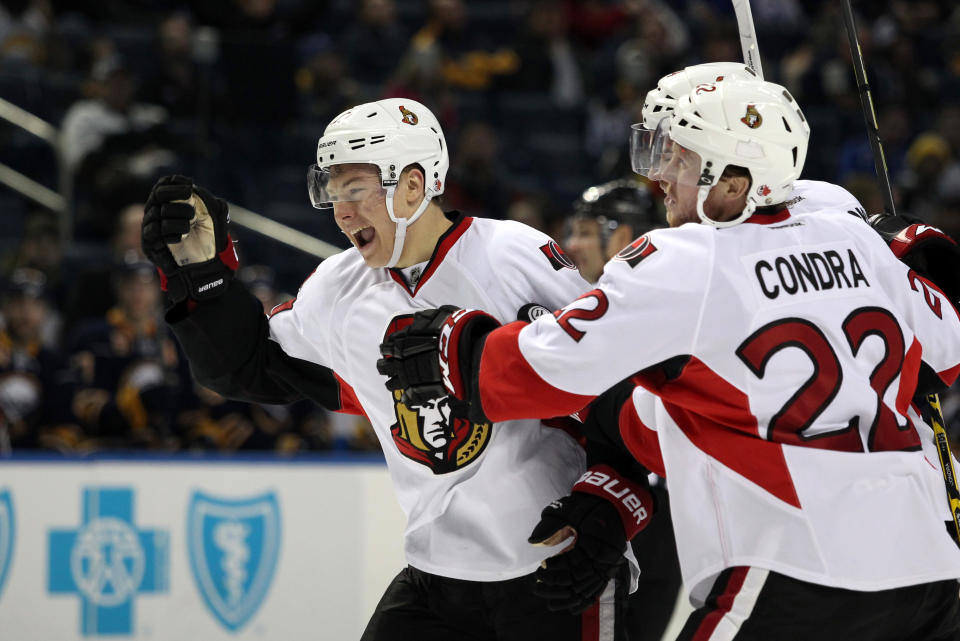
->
<box><xmin>334</xmin><ymin>372</ymin><xmax>366</xmax><ymax>417</ymax></box>
<box><xmin>690</xmin><ymin>567</ymin><xmax>749</xmax><ymax>641</ymax></box>
<box><xmin>639</xmin><ymin>357</ymin><xmax>802</xmax><ymax>508</ymax></box>
<box><xmin>478</xmin><ymin>321</ymin><xmax>595</xmax><ymax>422</ymax></box>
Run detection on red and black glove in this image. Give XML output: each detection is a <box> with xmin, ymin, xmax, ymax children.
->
<box><xmin>867</xmin><ymin>213</ymin><xmax>960</xmax><ymax>309</ymax></box>
<box><xmin>529</xmin><ymin>465</ymin><xmax>654</xmax><ymax>614</ymax></box>
<box><xmin>377</xmin><ymin>306</ymin><xmax>500</xmax><ymax>407</ymax></box>
<box><xmin>141</xmin><ymin>175</ymin><xmax>238</xmax><ymax>308</ymax></box>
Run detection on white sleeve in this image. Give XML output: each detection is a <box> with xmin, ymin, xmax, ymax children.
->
<box><xmin>476</xmin><ymin>227</ymin><xmax>714</xmax><ymax>422</ymax></box>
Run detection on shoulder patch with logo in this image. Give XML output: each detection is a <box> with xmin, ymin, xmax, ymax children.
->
<box><xmin>540</xmin><ymin>240</ymin><xmax>576</xmax><ymax>271</ymax></box>
<box><xmin>614</xmin><ymin>234</ymin><xmax>658</xmax><ymax>268</ymax></box>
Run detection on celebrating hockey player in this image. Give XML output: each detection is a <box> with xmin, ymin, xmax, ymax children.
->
<box><xmin>379</xmin><ymin>80</ymin><xmax>960</xmax><ymax>639</ymax></box>
<box><xmin>637</xmin><ymin>62</ymin><xmax>867</xmax><ymax>220</ymax></box>
<box><xmin>140</xmin><ymin>98</ymin><xmax>653</xmax><ymax>640</ymax></box>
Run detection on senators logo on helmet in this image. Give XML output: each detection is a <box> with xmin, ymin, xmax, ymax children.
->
<box><xmin>399</xmin><ymin>105</ymin><xmax>419</xmax><ymax>125</ymax></box>
<box><xmin>741</xmin><ymin>104</ymin><xmax>762</xmax><ymax>129</ymax></box>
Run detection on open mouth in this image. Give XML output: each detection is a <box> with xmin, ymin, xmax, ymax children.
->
<box><xmin>350</xmin><ymin>226</ymin><xmax>376</xmax><ymax>249</ymax></box>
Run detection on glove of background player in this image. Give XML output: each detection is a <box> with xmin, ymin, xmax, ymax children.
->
<box><xmin>529</xmin><ymin>465</ymin><xmax>654</xmax><ymax>614</ymax></box>
<box><xmin>868</xmin><ymin>213</ymin><xmax>960</xmax><ymax>309</ymax></box>
<box><xmin>141</xmin><ymin>175</ymin><xmax>238</xmax><ymax>307</ymax></box>
<box><xmin>378</xmin><ymin>306</ymin><xmax>500</xmax><ymax>406</ymax></box>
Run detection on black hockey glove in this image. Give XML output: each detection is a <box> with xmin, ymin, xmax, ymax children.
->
<box><xmin>142</xmin><ymin>175</ymin><xmax>238</xmax><ymax>308</ymax></box>
<box><xmin>378</xmin><ymin>306</ymin><xmax>500</xmax><ymax>407</ymax></box>
<box><xmin>529</xmin><ymin>465</ymin><xmax>654</xmax><ymax>614</ymax></box>
<box><xmin>867</xmin><ymin>213</ymin><xmax>960</xmax><ymax>309</ymax></box>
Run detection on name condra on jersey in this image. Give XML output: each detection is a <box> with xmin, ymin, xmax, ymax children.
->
<box><xmin>751</xmin><ymin>245</ymin><xmax>869</xmax><ymax>300</ymax></box>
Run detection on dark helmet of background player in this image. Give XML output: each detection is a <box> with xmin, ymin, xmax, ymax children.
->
<box><xmin>563</xmin><ymin>179</ymin><xmax>661</xmax><ymax>283</ymax></box>
<box><xmin>573</xmin><ymin>179</ymin><xmax>660</xmax><ymax>246</ymax></box>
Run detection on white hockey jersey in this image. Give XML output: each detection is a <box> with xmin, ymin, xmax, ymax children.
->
<box><xmin>473</xmin><ymin>205</ymin><xmax>960</xmax><ymax>603</ymax></box>
<box><xmin>267</xmin><ymin>214</ymin><xmax>591</xmax><ymax>580</ymax></box>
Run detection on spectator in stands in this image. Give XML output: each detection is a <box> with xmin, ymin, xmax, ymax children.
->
<box><xmin>0</xmin><ymin>267</ymin><xmax>74</xmax><ymax>451</ymax></box>
<box><xmin>63</xmin><ymin>202</ymin><xmax>147</xmax><ymax>332</ymax></box>
<box><xmin>236</xmin><ymin>264</ymin><xmax>288</xmax><ymax>314</ymax></box>
<box><xmin>443</xmin><ymin>121</ymin><xmax>508</xmax><ymax>219</ymax></box>
<box><xmin>0</xmin><ymin>0</ymin><xmax>52</xmax><ymax>67</ymax></box>
<box><xmin>1</xmin><ymin>211</ymin><xmax>64</xmax><ymax>345</ymax></box>
<box><xmin>61</xmin><ymin>52</ymin><xmax>176</xmax><ymax>239</ymax></box>
<box><xmin>139</xmin><ymin>12</ymin><xmax>201</xmax><ymax>118</ymax></box>
<box><xmin>340</xmin><ymin>0</ymin><xmax>408</xmax><ymax>86</ymax></box>
<box><xmin>502</xmin><ymin>0</ymin><xmax>584</xmax><ymax>107</ymax></box>
<box><xmin>897</xmin><ymin>132</ymin><xmax>956</xmax><ymax>224</ymax></box>
<box><xmin>407</xmin><ymin>0</ymin><xmax>517</xmax><ymax>91</ymax></box>
<box><xmin>60</xmin><ymin>54</ymin><xmax>168</xmax><ymax>176</ymax></box>
<box><xmin>66</xmin><ymin>259</ymin><xmax>183</xmax><ymax>449</ymax></box>
<box><xmin>294</xmin><ymin>35</ymin><xmax>361</xmax><ymax>125</ymax></box>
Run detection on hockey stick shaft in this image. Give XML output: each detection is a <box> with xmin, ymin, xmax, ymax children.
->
<box><xmin>928</xmin><ymin>394</ymin><xmax>960</xmax><ymax>546</ymax></box>
<box><xmin>840</xmin><ymin>1</ymin><xmax>960</xmax><ymax>548</ymax></box>
<box><xmin>732</xmin><ymin>0</ymin><xmax>764</xmax><ymax>79</ymax></box>
<box><xmin>840</xmin><ymin>0</ymin><xmax>897</xmax><ymax>216</ymax></box>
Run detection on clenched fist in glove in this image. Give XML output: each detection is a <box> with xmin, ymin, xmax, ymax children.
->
<box><xmin>378</xmin><ymin>306</ymin><xmax>500</xmax><ymax>408</ymax></box>
<box><xmin>529</xmin><ymin>465</ymin><xmax>654</xmax><ymax>614</ymax></box>
<box><xmin>141</xmin><ymin>175</ymin><xmax>238</xmax><ymax>307</ymax></box>
<box><xmin>867</xmin><ymin>212</ymin><xmax>960</xmax><ymax>309</ymax></box>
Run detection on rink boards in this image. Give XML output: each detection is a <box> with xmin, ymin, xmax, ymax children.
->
<box><xmin>0</xmin><ymin>454</ymin><xmax>405</xmax><ymax>640</ymax></box>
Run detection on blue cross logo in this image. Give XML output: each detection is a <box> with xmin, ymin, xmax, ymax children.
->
<box><xmin>48</xmin><ymin>488</ymin><xmax>169</xmax><ymax>636</ymax></box>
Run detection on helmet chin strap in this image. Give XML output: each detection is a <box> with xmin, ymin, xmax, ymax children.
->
<box><xmin>384</xmin><ymin>187</ymin><xmax>434</xmax><ymax>268</ymax></box>
<box><xmin>695</xmin><ymin>185</ymin><xmax>756</xmax><ymax>228</ymax></box>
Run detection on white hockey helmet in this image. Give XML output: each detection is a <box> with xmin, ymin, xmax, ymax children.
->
<box><xmin>307</xmin><ymin>97</ymin><xmax>449</xmax><ymax>267</ymax></box>
<box><xmin>632</xmin><ymin>63</ymin><xmax>757</xmax><ymax>177</ymax></box>
<box><xmin>635</xmin><ymin>78</ymin><xmax>810</xmax><ymax>227</ymax></box>
<box><xmin>640</xmin><ymin>62</ymin><xmax>757</xmax><ymax>130</ymax></box>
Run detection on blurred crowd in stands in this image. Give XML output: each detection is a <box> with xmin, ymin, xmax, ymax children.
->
<box><xmin>0</xmin><ymin>0</ymin><xmax>958</xmax><ymax>454</ymax></box>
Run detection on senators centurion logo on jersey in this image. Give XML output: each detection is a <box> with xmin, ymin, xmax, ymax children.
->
<box><xmin>540</xmin><ymin>240</ymin><xmax>576</xmax><ymax>271</ymax></box>
<box><xmin>614</xmin><ymin>234</ymin><xmax>658</xmax><ymax>268</ymax></box>
<box><xmin>384</xmin><ymin>316</ymin><xmax>491</xmax><ymax>473</ymax></box>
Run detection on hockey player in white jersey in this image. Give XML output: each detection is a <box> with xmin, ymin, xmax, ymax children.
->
<box><xmin>139</xmin><ymin>98</ymin><xmax>654</xmax><ymax>641</ymax></box>
<box><xmin>379</xmin><ymin>81</ymin><xmax>960</xmax><ymax>639</ymax></box>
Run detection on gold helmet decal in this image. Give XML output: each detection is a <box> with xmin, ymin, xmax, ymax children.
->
<box><xmin>740</xmin><ymin>104</ymin><xmax>762</xmax><ymax>129</ymax></box>
<box><xmin>399</xmin><ymin>105</ymin><xmax>419</xmax><ymax>125</ymax></box>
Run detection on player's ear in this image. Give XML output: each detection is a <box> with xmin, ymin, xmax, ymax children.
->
<box><xmin>401</xmin><ymin>166</ymin><xmax>426</xmax><ymax>207</ymax></box>
<box><xmin>722</xmin><ymin>174</ymin><xmax>751</xmax><ymax>202</ymax></box>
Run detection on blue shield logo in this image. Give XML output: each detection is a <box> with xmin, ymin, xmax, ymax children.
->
<box><xmin>0</xmin><ymin>490</ymin><xmax>14</xmax><ymax>599</ymax></box>
<box><xmin>187</xmin><ymin>491</ymin><xmax>281</xmax><ymax>631</ymax></box>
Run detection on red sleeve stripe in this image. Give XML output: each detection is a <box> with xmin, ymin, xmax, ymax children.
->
<box><xmin>268</xmin><ymin>298</ymin><xmax>296</xmax><ymax>317</ymax></box>
<box><xmin>896</xmin><ymin>338</ymin><xmax>922</xmax><ymax>415</ymax></box>
<box><xmin>617</xmin><ymin>399</ymin><xmax>665</xmax><ymax>477</ymax></box>
<box><xmin>333</xmin><ymin>372</ymin><xmax>366</xmax><ymax>417</ymax></box>
<box><xmin>940</xmin><ymin>362</ymin><xmax>960</xmax><ymax>388</ymax></box>
<box><xmin>478</xmin><ymin>321</ymin><xmax>595</xmax><ymax>423</ymax></box>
